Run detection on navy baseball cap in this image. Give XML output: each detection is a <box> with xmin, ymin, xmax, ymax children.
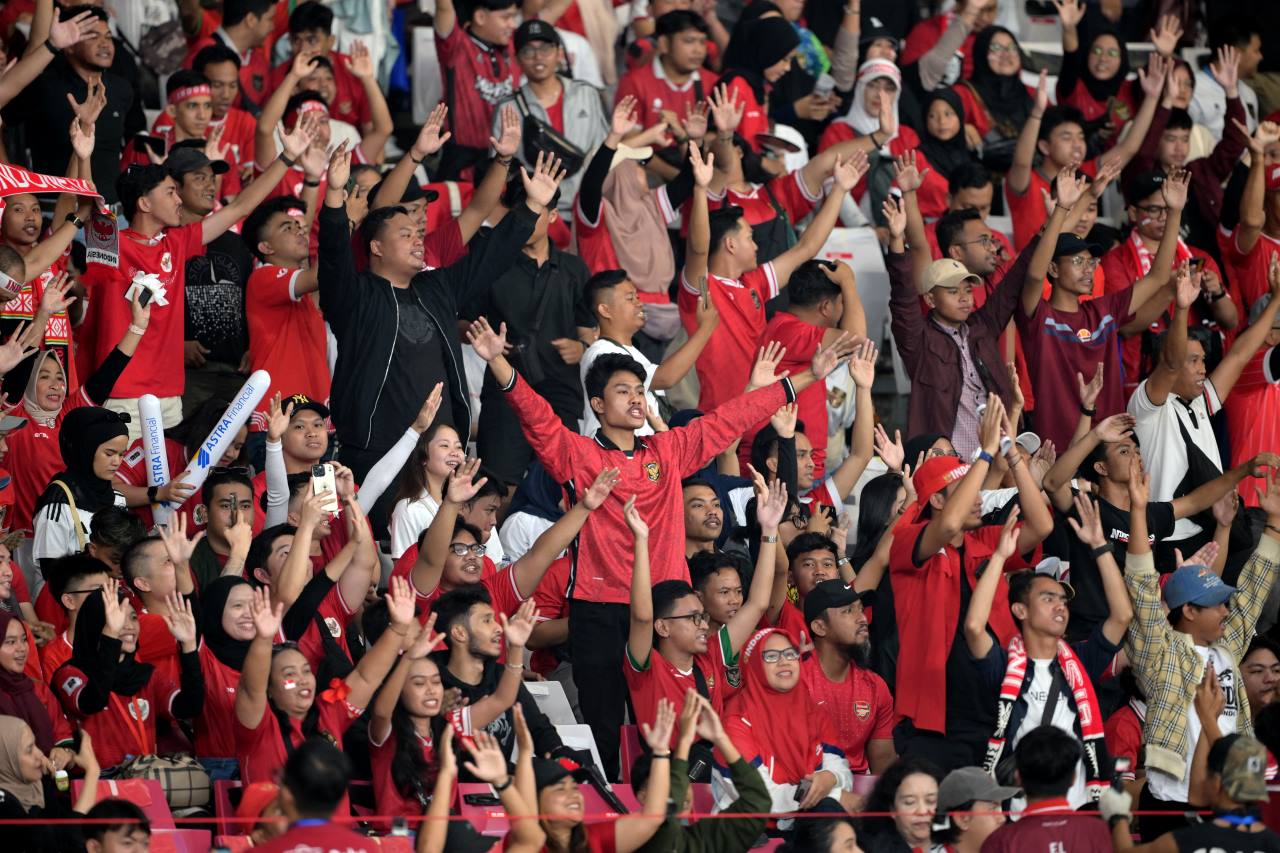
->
<box><xmin>1053</xmin><ymin>233</ymin><xmax>1104</xmax><ymax>259</ymax></box>
<box><xmin>1163</xmin><ymin>563</ymin><xmax>1236</xmax><ymax>610</ymax></box>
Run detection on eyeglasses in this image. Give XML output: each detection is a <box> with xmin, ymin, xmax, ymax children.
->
<box><xmin>662</xmin><ymin>611</ymin><xmax>710</xmax><ymax>627</ymax></box>
<box><xmin>1135</xmin><ymin>204</ymin><xmax>1169</xmax><ymax>219</ymax></box>
<box><xmin>987</xmin><ymin>43</ymin><xmax>1017</xmax><ymax>55</ymax></box>
<box><xmin>1064</xmin><ymin>255</ymin><xmax>1099</xmax><ymax>269</ymax></box>
<box><xmin>518</xmin><ymin>43</ymin><xmax>557</xmax><ymax>59</ymax></box>
<box><xmin>761</xmin><ymin>648</ymin><xmax>801</xmax><ymax>663</ymax></box>
<box><xmin>211</xmin><ymin>466</ymin><xmax>251</xmax><ymax>476</ymax></box>
<box><xmin>449</xmin><ymin>542</ymin><xmax>487</xmax><ymax>557</ymax></box>
<box><xmin>958</xmin><ymin>234</ymin><xmax>996</xmax><ymax>248</ymax></box>
<box><xmin>1091</xmin><ymin>46</ymin><xmax>1121</xmax><ymax>58</ymax></box>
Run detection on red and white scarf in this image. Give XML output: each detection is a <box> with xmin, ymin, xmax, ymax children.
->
<box><xmin>1127</xmin><ymin>227</ymin><xmax>1191</xmax><ymax>276</ymax></box>
<box><xmin>983</xmin><ymin>634</ymin><xmax>1108</xmax><ymax>802</ymax></box>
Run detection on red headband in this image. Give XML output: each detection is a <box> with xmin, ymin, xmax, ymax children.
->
<box><xmin>168</xmin><ymin>84</ymin><xmax>211</xmax><ymax>106</ymax></box>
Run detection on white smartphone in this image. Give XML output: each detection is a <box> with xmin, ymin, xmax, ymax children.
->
<box><xmin>311</xmin><ymin>463</ymin><xmax>339</xmax><ymax>514</ymax></box>
<box><xmin>813</xmin><ymin>73</ymin><xmax>836</xmax><ymax>99</ymax></box>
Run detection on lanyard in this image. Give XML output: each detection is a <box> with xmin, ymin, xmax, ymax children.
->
<box><xmin>110</xmin><ymin>692</ymin><xmax>153</xmax><ymax>756</ymax></box>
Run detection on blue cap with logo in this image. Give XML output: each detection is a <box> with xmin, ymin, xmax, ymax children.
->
<box><xmin>1163</xmin><ymin>563</ymin><xmax>1236</xmax><ymax>610</ymax></box>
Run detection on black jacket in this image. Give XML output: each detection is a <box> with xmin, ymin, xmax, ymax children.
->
<box><xmin>318</xmin><ymin>202</ymin><xmax>538</xmax><ymax>451</ymax></box>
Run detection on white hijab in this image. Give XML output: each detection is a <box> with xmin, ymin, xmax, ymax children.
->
<box><xmin>838</xmin><ymin>59</ymin><xmax>902</xmax><ymax>150</ymax></box>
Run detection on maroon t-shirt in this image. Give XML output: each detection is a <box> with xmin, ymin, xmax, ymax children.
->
<box><xmin>980</xmin><ymin>801</ymin><xmax>1111</xmax><ymax>852</ymax></box>
<box><xmin>1016</xmin><ymin>288</ymin><xmax>1133</xmax><ymax>451</ymax></box>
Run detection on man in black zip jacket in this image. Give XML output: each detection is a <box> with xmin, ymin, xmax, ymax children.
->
<box><xmin>317</xmin><ymin>143</ymin><xmax>566</xmax><ymax>486</ymax></box>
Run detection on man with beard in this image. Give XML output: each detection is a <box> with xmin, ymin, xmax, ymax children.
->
<box><xmin>432</xmin><ymin>585</ymin><xmax>565</xmax><ymax>767</ymax></box>
<box><xmin>682</xmin><ymin>479</ymin><xmax>722</xmax><ymax>558</ymax></box>
<box><xmin>800</xmin><ymin>579</ymin><xmax>895</xmax><ymax>774</ymax></box>
<box><xmin>965</xmin><ymin>493</ymin><xmax>1132</xmax><ymax>809</ymax></box>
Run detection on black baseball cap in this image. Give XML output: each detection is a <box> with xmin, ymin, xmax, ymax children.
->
<box><xmin>367</xmin><ymin>177</ymin><xmax>440</xmax><ymax>208</ymax></box>
<box><xmin>284</xmin><ymin>393</ymin><xmax>329</xmax><ymax>420</ymax></box>
<box><xmin>804</xmin><ymin>579</ymin><xmax>876</xmax><ymax>626</ymax></box>
<box><xmin>165</xmin><ymin>140</ymin><xmax>231</xmax><ymax>177</ymax></box>
<box><xmin>859</xmin><ymin>15</ymin><xmax>900</xmax><ymax>51</ymax></box>
<box><xmin>1126</xmin><ymin>168</ymin><xmax>1167</xmax><ymax>205</ymax></box>
<box><xmin>515</xmin><ymin>19</ymin><xmax>560</xmax><ymax>51</ymax></box>
<box><xmin>1053</xmin><ymin>233</ymin><xmax>1104</xmax><ymax>259</ymax></box>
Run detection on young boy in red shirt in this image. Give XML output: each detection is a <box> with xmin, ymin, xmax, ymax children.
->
<box><xmin>267</xmin><ymin>3</ymin><xmax>370</xmax><ymax>129</ymax></box>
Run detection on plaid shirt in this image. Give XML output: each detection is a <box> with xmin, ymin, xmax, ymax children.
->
<box><xmin>1124</xmin><ymin>536</ymin><xmax>1280</xmax><ymax>780</ymax></box>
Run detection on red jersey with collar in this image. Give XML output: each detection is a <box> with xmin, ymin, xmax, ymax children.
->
<box><xmin>134</xmin><ymin>612</ymin><xmax>179</xmax><ymax>684</ymax></box>
<box><xmin>234</xmin><ymin>693</ymin><xmax>362</xmax><ymax>784</ymax></box>
<box><xmin>79</xmin><ymin>222</ymin><xmax>205</xmax><ymax>399</ymax></box>
<box><xmin>800</xmin><ymin>656</ymin><xmax>894</xmax><ymax>773</ymax></box>
<box><xmin>625</xmin><ymin>645</ymin><xmax>724</xmax><ymax>748</ymax></box>
<box><xmin>253</xmin><ymin>824</ymin><xmax>378</xmax><ymax>853</ymax></box>
<box><xmin>774</xmin><ymin>600</ymin><xmax>810</xmax><ymax>651</ymax></box>
<box><xmin>614</xmin><ymin>57</ymin><xmax>717</xmax><ymax>131</ymax></box>
<box><xmin>246</xmin><ymin>265</ymin><xmax>330</xmax><ymax>421</ymax></box>
<box><xmin>1007</xmin><ymin>159</ymin><xmax>1099</xmax><ymax>251</ymax></box>
<box><xmin>503</xmin><ymin>372</ymin><xmax>791</xmax><ymax>604</ymax></box>
<box><xmin>744</xmin><ymin>310</ymin><xmax>828</xmax><ymax>477</ymax></box>
<box><xmin>722</xmin><ymin>77</ymin><xmax>769</xmax><ymax>152</ymax></box>
<box><xmin>436</xmin><ymin>26</ymin><xmax>520</xmax><ymax>150</ymax></box>
<box><xmin>889</xmin><ymin>518</ymin><xmax>1032</xmax><ymax>734</ymax></box>
<box><xmin>150</xmin><ymin>109</ymin><xmax>257</xmax><ymax>187</ymax></box>
<box><xmin>268</xmin><ymin>52</ymin><xmax>371</xmax><ymax>128</ymax></box>
<box><xmin>195</xmin><ymin>642</ymin><xmax>241</xmax><ymax>758</ymax></box>
<box><xmin>1223</xmin><ymin>226</ymin><xmax>1280</xmax><ymax>314</ymax></box>
<box><xmin>368</xmin><ymin>709</ymin><xmax>469</xmax><ymax>831</ymax></box>
<box><xmin>531</xmin><ymin>556</ymin><xmax>571</xmax><ymax>675</ymax></box>
<box><xmin>389</xmin><ymin>552</ymin><xmax>523</xmax><ymax>625</ymax></box>
<box><xmin>1061</xmin><ymin>78</ymin><xmax>1137</xmax><ymax>127</ymax></box>
<box><xmin>39</xmin><ymin>631</ymin><xmax>71</xmax><ymax>682</ymax></box>
<box><xmin>704</xmin><ymin>170</ymin><xmax>821</xmax><ymax>236</ymax></box>
<box><xmin>677</xmin><ymin>263</ymin><xmax>779</xmax><ymax>413</ymax></box>
<box><xmin>183</xmin><ymin>33</ymin><xmax>273</xmax><ymax>109</ymax></box>
<box><xmin>1227</xmin><ymin>347</ymin><xmax>1280</xmax><ymax>509</ymax></box>
<box><xmin>903</xmin><ymin>13</ymin><xmax>977</xmax><ymax>77</ymax></box>
<box><xmin>54</xmin><ymin>663</ymin><xmax>185</xmax><ymax>767</ymax></box>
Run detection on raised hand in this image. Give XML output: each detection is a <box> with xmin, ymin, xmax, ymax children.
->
<box><xmin>882</xmin><ymin>195</ymin><xmax>906</xmax><ymax>239</ymax></box>
<box><xmin>849</xmin><ymin>341</ymin><xmax>878</xmax><ymax>389</ymax></box>
<box><xmin>519</xmin><ymin>150</ymin><xmax>567</xmax><ymax>211</ymax></box>
<box><xmin>1094</xmin><ymin>413</ymin><xmax>1136</xmax><ymax>443</ymax></box>
<box><xmin>623</xmin><ymin>495</ymin><xmax>649</xmax><ymax>540</ymax></box>
<box><xmin>1149</xmin><ymin>14</ymin><xmax>1183</xmax><ymax>56</ymax></box>
<box><xmin>1128</xmin><ymin>455</ymin><xmax>1150</xmax><ymax>508</ymax></box>
<box><xmin>204</xmin><ymin>123</ymin><xmax>229</xmax><ymax>164</ymax></box>
<box><xmin>1066</xmin><ymin>492</ymin><xmax>1107</xmax><ymax>547</ymax></box>
<box><xmin>465</xmin><ymin>317</ymin><xmax>509</xmax><ymax>362</ymax></box>
<box><xmin>748</xmin><ymin>340</ymin><xmax>787</xmax><ymax>389</ymax></box>
<box><xmin>1161</xmin><ymin>168</ymin><xmax>1190</xmax><ymax>211</ymax></box>
<box><xmin>640</xmin><ymin>696</ymin><xmax>677</xmax><ymax>750</ymax></box>
<box><xmin>1248</xmin><ymin>452</ymin><xmax>1280</xmax><ymax>478</ymax></box>
<box><xmin>66</xmin><ymin>77</ymin><xmax>107</xmax><ymax>133</ymax></box>
<box><xmin>611</xmin><ymin>95</ymin><xmax>639</xmax><ymax>138</ymax></box>
<box><xmin>326</xmin><ymin>139</ymin><xmax>353</xmax><ymax>190</ymax></box>
<box><xmin>1173</xmin><ymin>261</ymin><xmax>1198</xmax><ymax>309</ymax></box>
<box><xmin>48</xmin><ymin>7</ymin><xmax>97</xmax><ymax>49</ymax></box>
<box><xmin>978</xmin><ymin>393</ymin><xmax>1005</xmax><ymax>454</ymax></box>
<box><xmin>1211</xmin><ymin>44</ymin><xmax>1240</xmax><ymax>96</ymax></box>
<box><xmin>833</xmin><ymin>151</ymin><xmax>870</xmax><ymax>192</ymax></box>
<box><xmin>348</xmin><ymin>40</ymin><xmax>375</xmax><ymax>79</ymax></box>
<box><xmin>689</xmin><ymin>140</ymin><xmax>715</xmax><ymax>188</ymax></box>
<box><xmin>157</xmin><ymin>513</ymin><xmax>203</xmax><ymax>567</ymax></box>
<box><xmin>683</xmin><ymin>101</ymin><xmax>709</xmax><ymax>139</ymax></box>
<box><xmin>874</xmin><ymin>424</ymin><xmax>905</xmax><ymax>471</ymax></box>
<box><xmin>0</xmin><ymin>323</ymin><xmax>37</xmax><ymax>376</ymax></box>
<box><xmin>462</xmin><ymin>730</ymin><xmax>512</xmax><ymax>785</ymax></box>
<box><xmin>708</xmin><ymin>84</ymin><xmax>744</xmax><ymax>135</ymax></box>
<box><xmin>489</xmin><ymin>104</ymin><xmax>519</xmax><ymax>159</ymax></box>
<box><xmin>251</xmin><ymin>586</ymin><xmax>283</xmax><ymax>640</ymax></box>
<box><xmin>1056</xmin><ymin>164</ymin><xmax>1087</xmax><ymax>208</ymax></box>
<box><xmin>812</xmin><ymin>332</ymin><xmax>858</xmax><ymax>380</ymax></box>
<box><xmin>280</xmin><ymin>112</ymin><xmax>318</xmax><ymax>162</ymax></box>
<box><xmin>582</xmin><ymin>467</ymin><xmax>621</xmax><ymax>511</ymax></box>
<box><xmin>299</xmin><ymin>490</ymin><xmax>330</xmax><ymax>530</ymax></box>
<box><xmin>161</xmin><ymin>593</ymin><xmax>198</xmax><ymax>649</ymax></box>
<box><xmin>1077</xmin><ymin>362</ymin><xmax>1104</xmax><ymax>409</ymax></box>
<box><xmin>386</xmin><ymin>576</ymin><xmax>417</xmax><ymax>627</ymax></box>
<box><xmin>1090</xmin><ymin>158</ymin><xmax>1122</xmax><ymax>200</ymax></box>
<box><xmin>1138</xmin><ymin>53</ymin><xmax>1171</xmax><ymax>100</ymax></box>
<box><xmin>300</xmin><ymin>140</ymin><xmax>329</xmax><ymax>182</ymax></box>
<box><xmin>1034</xmin><ymin>68</ymin><xmax>1050</xmax><ymax>113</ymax></box>
<box><xmin>1177</xmin><ymin>541</ymin><xmax>1220</xmax><ymax>570</ymax></box>
<box><xmin>225</xmin><ymin>510</ymin><xmax>253</xmax><ymax>556</ymax></box>
<box><xmin>771</xmin><ymin>402</ymin><xmax>798</xmax><ymax>438</ymax></box>
<box><xmin>414</xmin><ymin>103</ymin><xmax>452</xmax><ymax>160</ymax></box>
<box><xmin>412</xmin><ymin>383</ymin><xmax>444</xmax><ymax>432</ymax></box>
<box><xmin>993</xmin><ymin>505</ymin><xmax>1022</xmax><ymax>560</ymax></box>
<box><xmin>750</xmin><ymin>465</ymin><xmax>788</xmax><ymax>531</ymax></box>
<box><xmin>1195</xmin><ymin>662</ymin><xmax>1226</xmax><ymax>723</ymax></box>
<box><xmin>265</xmin><ymin>393</ymin><xmax>290</xmax><ymax>442</ymax></box>
<box><xmin>1052</xmin><ymin>0</ymin><xmax>1084</xmax><ymax>29</ymax></box>
<box><xmin>1212</xmin><ymin>489</ymin><xmax>1239</xmax><ymax>530</ymax></box>
<box><xmin>445</xmin><ymin>457</ymin><xmax>488</xmax><ymax>504</ymax></box>
<box><xmin>100</xmin><ymin>578</ymin><xmax>126</xmax><ymax>637</ymax></box>
<box><xmin>408</xmin><ymin>613</ymin><xmax>446</xmax><ymax>659</ymax></box>
<box><xmin>892</xmin><ymin>150</ymin><xmax>925</xmax><ymax>194</ymax></box>
<box><xmin>289</xmin><ymin>49</ymin><xmax>319</xmax><ymax>81</ymax></box>
<box><xmin>70</xmin><ymin>117</ymin><xmax>95</xmax><ymax>161</ymax></box>
<box><xmin>500</xmin><ymin>597</ymin><xmax>539</xmax><ymax>648</ymax></box>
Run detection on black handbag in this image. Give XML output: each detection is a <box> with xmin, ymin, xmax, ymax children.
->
<box><xmin>513</xmin><ymin>90</ymin><xmax>585</xmax><ymax>177</ymax></box>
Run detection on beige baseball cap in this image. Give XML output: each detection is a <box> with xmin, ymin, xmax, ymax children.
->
<box><xmin>919</xmin><ymin>258</ymin><xmax>981</xmax><ymax>296</ymax></box>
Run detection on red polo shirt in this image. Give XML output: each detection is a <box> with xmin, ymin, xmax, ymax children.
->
<box><xmin>436</xmin><ymin>26</ymin><xmax>520</xmax><ymax>150</ymax></box>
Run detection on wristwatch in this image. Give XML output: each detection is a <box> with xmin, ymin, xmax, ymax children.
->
<box><xmin>971</xmin><ymin>448</ymin><xmax>994</xmax><ymax>465</ymax></box>
<box><xmin>65</xmin><ymin>212</ymin><xmax>84</xmax><ymax>229</ymax></box>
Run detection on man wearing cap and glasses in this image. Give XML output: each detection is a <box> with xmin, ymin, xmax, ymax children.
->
<box><xmin>801</xmin><ymin>578</ymin><xmax>895</xmax><ymax>775</ymax></box>
<box><xmin>887</xmin><ymin>396</ymin><xmax>1054</xmax><ymax>772</ymax></box>
<box><xmin>1124</xmin><ymin>464</ymin><xmax>1280</xmax><ymax>840</ymax></box>
<box><xmin>930</xmin><ymin>766</ymin><xmax>1019</xmax><ymax>851</ymax></box>
<box><xmin>1105</xmin><ymin>733</ymin><xmax>1280</xmax><ymax>851</ymax></box>
<box><xmin>494</xmin><ymin>20</ymin><xmax>608</xmax><ymax>218</ymax></box>
<box><xmin>965</xmin><ymin>493</ymin><xmax>1132</xmax><ymax>809</ymax></box>
<box><xmin>1016</xmin><ymin>166</ymin><xmax>1190</xmax><ymax>451</ymax></box>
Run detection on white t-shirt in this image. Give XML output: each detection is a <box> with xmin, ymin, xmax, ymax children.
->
<box><xmin>32</xmin><ymin>495</ymin><xmax>128</xmax><ymax>564</ymax></box>
<box><xmin>580</xmin><ymin>339</ymin><xmax>659</xmax><ymax>437</ymax></box>
<box><xmin>1128</xmin><ymin>377</ymin><xmax>1223</xmax><ymax>541</ymax></box>
<box><xmin>1148</xmin><ymin>644</ymin><xmax>1238</xmax><ymax>804</ymax></box>
<box><xmin>1012</xmin><ymin>659</ymin><xmax>1088</xmax><ymax>810</ymax></box>
<box><xmin>389</xmin><ymin>493</ymin><xmax>441</xmax><ymax>558</ymax></box>
<box><xmin>499</xmin><ymin>512</ymin><xmax>556</xmax><ymax>563</ymax></box>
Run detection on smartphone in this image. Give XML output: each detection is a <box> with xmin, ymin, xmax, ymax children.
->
<box><xmin>1190</xmin><ymin>257</ymin><xmax>1206</xmax><ymax>273</ymax></box>
<box><xmin>463</xmin><ymin>792</ymin><xmax>501</xmax><ymax>806</ymax></box>
<box><xmin>698</xmin><ymin>274</ymin><xmax>710</xmax><ymax>309</ymax></box>
<box><xmin>794</xmin><ymin>777</ymin><xmax>813</xmax><ymax>803</ymax></box>
<box><xmin>135</xmin><ymin>134</ymin><xmax>167</xmax><ymax>158</ymax></box>
<box><xmin>311</xmin><ymin>463</ymin><xmax>339</xmax><ymax>514</ymax></box>
<box><xmin>813</xmin><ymin>73</ymin><xmax>836</xmax><ymax>99</ymax></box>
<box><xmin>138</xmin><ymin>287</ymin><xmax>153</xmax><ymax>307</ymax></box>
<box><xmin>1111</xmin><ymin>757</ymin><xmax>1132</xmax><ymax>792</ymax></box>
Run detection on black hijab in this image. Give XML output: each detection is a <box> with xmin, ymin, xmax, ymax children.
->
<box><xmin>969</xmin><ymin>26</ymin><xmax>1032</xmax><ymax>132</ymax></box>
<box><xmin>65</xmin><ymin>588</ymin><xmax>153</xmax><ymax>696</ymax></box>
<box><xmin>200</xmin><ymin>576</ymin><xmax>252</xmax><ymax>672</ymax></box>
<box><xmin>1078</xmin><ymin>20</ymin><xmax>1130</xmax><ymax>102</ymax></box>
<box><xmin>31</xmin><ymin>406</ymin><xmax>128</xmax><ymax>520</ymax></box>
<box><xmin>719</xmin><ymin>16</ymin><xmax>801</xmax><ymax>104</ymax></box>
<box><xmin>919</xmin><ymin>90</ymin><xmax>976</xmax><ymax>181</ymax></box>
